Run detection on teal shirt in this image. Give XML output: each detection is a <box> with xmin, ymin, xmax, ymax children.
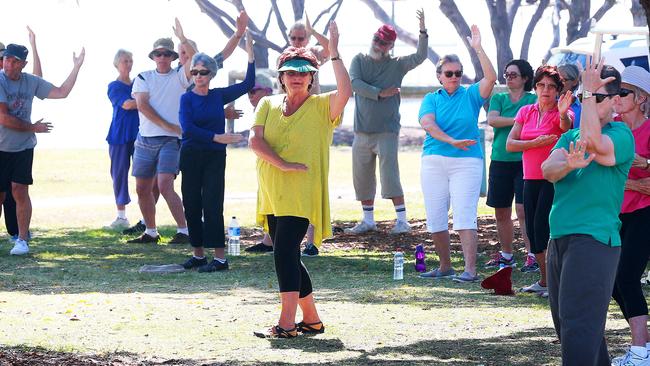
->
<box><xmin>488</xmin><ymin>92</ymin><xmax>537</xmax><ymax>162</ymax></box>
<box><xmin>549</xmin><ymin>123</ymin><xmax>635</xmax><ymax>246</ymax></box>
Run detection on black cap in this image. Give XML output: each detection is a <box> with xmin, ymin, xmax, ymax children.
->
<box><xmin>4</xmin><ymin>44</ymin><xmax>28</xmax><ymax>61</ymax></box>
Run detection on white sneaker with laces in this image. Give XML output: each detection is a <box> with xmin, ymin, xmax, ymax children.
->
<box><xmin>611</xmin><ymin>348</ymin><xmax>650</xmax><ymax>366</ymax></box>
<box><xmin>344</xmin><ymin>221</ymin><xmax>377</xmax><ymax>234</ymax></box>
<box><xmin>390</xmin><ymin>220</ymin><xmax>411</xmax><ymax>234</ymax></box>
<box><xmin>520</xmin><ymin>281</ymin><xmax>547</xmax><ymax>294</ymax></box>
<box><xmin>105</xmin><ymin>217</ymin><xmax>130</xmax><ymax>230</ymax></box>
<box><xmin>10</xmin><ymin>238</ymin><xmax>29</xmax><ymax>256</ymax></box>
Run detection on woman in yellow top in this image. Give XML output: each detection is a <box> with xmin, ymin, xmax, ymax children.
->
<box><xmin>250</xmin><ymin>21</ymin><xmax>351</xmax><ymax>338</ymax></box>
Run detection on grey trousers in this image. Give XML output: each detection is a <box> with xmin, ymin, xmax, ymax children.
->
<box><xmin>547</xmin><ymin>234</ymin><xmax>620</xmax><ymax>366</ymax></box>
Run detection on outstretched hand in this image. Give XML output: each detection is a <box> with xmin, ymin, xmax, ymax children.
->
<box><xmin>416</xmin><ymin>8</ymin><xmax>425</xmax><ymax>31</ymax></box>
<box><xmin>582</xmin><ymin>56</ymin><xmax>616</xmax><ymax>94</ymax></box>
<box><xmin>563</xmin><ymin>140</ymin><xmax>595</xmax><ymax>170</ymax></box>
<box><xmin>73</xmin><ymin>48</ymin><xmax>85</xmax><ymax>68</ymax></box>
<box><xmin>450</xmin><ymin>139</ymin><xmax>477</xmax><ymax>151</ymax></box>
<box><xmin>173</xmin><ymin>18</ymin><xmax>187</xmax><ymax>42</ymax></box>
<box><xmin>558</xmin><ymin>90</ymin><xmax>573</xmax><ymax>115</ymax></box>
<box><xmin>213</xmin><ymin>133</ymin><xmax>244</xmax><ymax>145</ymax></box>
<box><xmin>281</xmin><ymin>161</ymin><xmax>308</xmax><ymax>172</ymax></box>
<box><xmin>236</xmin><ymin>10</ymin><xmax>249</xmax><ymax>38</ymax></box>
<box><xmin>328</xmin><ymin>20</ymin><xmax>339</xmax><ymax>56</ymax></box>
<box><xmin>467</xmin><ymin>24</ymin><xmax>482</xmax><ymax>50</ymax></box>
<box><xmin>305</xmin><ymin>12</ymin><xmax>314</xmax><ymax>37</ymax></box>
<box><xmin>32</xmin><ymin>119</ymin><xmax>53</xmax><ymax>133</ymax></box>
<box><xmin>27</xmin><ymin>26</ymin><xmax>36</xmax><ymax>46</ymax></box>
<box><xmin>245</xmin><ymin>29</ymin><xmax>254</xmax><ymax>62</ymax></box>
<box><xmin>225</xmin><ymin>105</ymin><xmax>243</xmax><ymax>120</ymax></box>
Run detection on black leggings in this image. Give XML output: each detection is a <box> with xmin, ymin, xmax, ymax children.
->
<box><xmin>523</xmin><ymin>179</ymin><xmax>554</xmax><ymax>254</ymax></box>
<box><xmin>267</xmin><ymin>215</ymin><xmax>312</xmax><ymax>298</ymax></box>
<box><xmin>612</xmin><ymin>205</ymin><xmax>650</xmax><ymax>320</ymax></box>
<box><xmin>2</xmin><ymin>190</ymin><xmax>17</xmax><ymax>236</ymax></box>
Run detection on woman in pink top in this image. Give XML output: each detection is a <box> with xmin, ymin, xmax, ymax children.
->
<box><xmin>506</xmin><ymin>65</ymin><xmax>573</xmax><ymax>296</ymax></box>
<box><xmin>611</xmin><ymin>66</ymin><xmax>650</xmax><ymax>364</ymax></box>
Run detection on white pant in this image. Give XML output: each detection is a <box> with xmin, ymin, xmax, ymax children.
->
<box><xmin>420</xmin><ymin>155</ymin><xmax>483</xmax><ymax>232</ymax></box>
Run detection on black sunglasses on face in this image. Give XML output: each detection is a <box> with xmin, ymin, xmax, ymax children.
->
<box><xmin>290</xmin><ymin>36</ymin><xmax>305</xmax><ymax>42</ymax></box>
<box><xmin>153</xmin><ymin>51</ymin><xmax>174</xmax><ymax>58</ymax></box>
<box><xmin>578</xmin><ymin>92</ymin><xmax>618</xmax><ymax>103</ymax></box>
<box><xmin>373</xmin><ymin>37</ymin><xmax>390</xmax><ymax>46</ymax></box>
<box><xmin>190</xmin><ymin>69</ymin><xmax>211</xmax><ymax>76</ymax></box>
<box><xmin>619</xmin><ymin>88</ymin><xmax>635</xmax><ymax>98</ymax></box>
<box><xmin>503</xmin><ymin>72</ymin><xmax>520</xmax><ymax>80</ymax></box>
<box><xmin>443</xmin><ymin>70</ymin><xmax>463</xmax><ymax>78</ymax></box>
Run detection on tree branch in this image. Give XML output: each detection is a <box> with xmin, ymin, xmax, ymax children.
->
<box><xmin>323</xmin><ymin>0</ymin><xmax>344</xmax><ymax>35</ymax></box>
<box><xmin>270</xmin><ymin>0</ymin><xmax>290</xmax><ymax>45</ymax></box>
<box><xmin>292</xmin><ymin>0</ymin><xmax>305</xmax><ymax>21</ymax></box>
<box><xmin>262</xmin><ymin>7</ymin><xmax>273</xmax><ymax>35</ymax></box>
<box><xmin>313</xmin><ymin>0</ymin><xmax>342</xmax><ymax>28</ymax></box>
<box><xmin>507</xmin><ymin>0</ymin><xmax>522</xmax><ymax>27</ymax></box>
<box><xmin>520</xmin><ymin>0</ymin><xmax>549</xmax><ymax>60</ymax></box>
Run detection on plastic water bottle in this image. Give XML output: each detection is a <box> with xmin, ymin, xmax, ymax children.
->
<box><xmin>393</xmin><ymin>251</ymin><xmax>404</xmax><ymax>280</ymax></box>
<box><xmin>415</xmin><ymin>244</ymin><xmax>426</xmax><ymax>272</ymax></box>
<box><xmin>228</xmin><ymin>216</ymin><xmax>240</xmax><ymax>256</ymax></box>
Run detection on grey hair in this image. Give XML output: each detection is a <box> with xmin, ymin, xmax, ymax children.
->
<box><xmin>191</xmin><ymin>52</ymin><xmax>219</xmax><ymax>78</ymax></box>
<box><xmin>436</xmin><ymin>54</ymin><xmax>463</xmax><ymax>74</ymax></box>
<box><xmin>113</xmin><ymin>49</ymin><xmax>133</xmax><ymax>68</ymax></box>
<box><xmin>289</xmin><ymin>22</ymin><xmax>306</xmax><ymax>35</ymax></box>
<box><xmin>628</xmin><ymin>84</ymin><xmax>650</xmax><ymax>118</ymax></box>
<box><xmin>178</xmin><ymin>39</ymin><xmax>197</xmax><ymax>51</ymax></box>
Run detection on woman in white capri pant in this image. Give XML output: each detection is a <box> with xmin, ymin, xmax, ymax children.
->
<box><xmin>418</xmin><ymin>25</ymin><xmax>496</xmax><ymax>282</ymax></box>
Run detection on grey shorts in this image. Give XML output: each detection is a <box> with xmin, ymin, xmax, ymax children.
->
<box><xmin>132</xmin><ymin>135</ymin><xmax>181</xmax><ymax>178</ymax></box>
<box><xmin>352</xmin><ymin>132</ymin><xmax>403</xmax><ymax>201</ymax></box>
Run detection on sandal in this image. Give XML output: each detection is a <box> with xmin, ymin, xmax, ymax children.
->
<box><xmin>253</xmin><ymin>325</ymin><xmax>298</xmax><ymax>339</ymax></box>
<box><xmin>296</xmin><ymin>321</ymin><xmax>325</xmax><ymax>334</ymax></box>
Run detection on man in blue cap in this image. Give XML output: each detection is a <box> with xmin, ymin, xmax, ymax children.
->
<box><xmin>0</xmin><ymin>43</ymin><xmax>85</xmax><ymax>256</ymax></box>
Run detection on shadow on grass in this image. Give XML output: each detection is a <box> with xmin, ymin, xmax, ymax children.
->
<box><xmin>0</xmin><ymin>227</ymin><xmax>549</xmax><ymax>310</ymax></box>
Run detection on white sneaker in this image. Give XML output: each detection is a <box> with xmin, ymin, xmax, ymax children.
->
<box><xmin>105</xmin><ymin>217</ymin><xmax>130</xmax><ymax>230</ymax></box>
<box><xmin>10</xmin><ymin>238</ymin><xmax>29</xmax><ymax>255</ymax></box>
<box><xmin>344</xmin><ymin>221</ymin><xmax>377</xmax><ymax>234</ymax></box>
<box><xmin>520</xmin><ymin>281</ymin><xmax>547</xmax><ymax>294</ymax></box>
<box><xmin>611</xmin><ymin>348</ymin><xmax>650</xmax><ymax>366</ymax></box>
<box><xmin>390</xmin><ymin>220</ymin><xmax>411</xmax><ymax>234</ymax></box>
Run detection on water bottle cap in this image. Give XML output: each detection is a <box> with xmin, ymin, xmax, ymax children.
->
<box><xmin>232</xmin><ymin>216</ymin><xmax>236</xmax><ymax>219</ymax></box>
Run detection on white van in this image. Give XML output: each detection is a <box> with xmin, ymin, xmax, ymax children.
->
<box><xmin>547</xmin><ymin>26</ymin><xmax>650</xmax><ymax>72</ymax></box>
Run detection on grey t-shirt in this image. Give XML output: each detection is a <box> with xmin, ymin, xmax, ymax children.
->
<box><xmin>0</xmin><ymin>72</ymin><xmax>53</xmax><ymax>152</ymax></box>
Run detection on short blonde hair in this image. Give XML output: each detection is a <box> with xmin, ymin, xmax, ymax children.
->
<box><xmin>113</xmin><ymin>49</ymin><xmax>133</xmax><ymax>68</ymax></box>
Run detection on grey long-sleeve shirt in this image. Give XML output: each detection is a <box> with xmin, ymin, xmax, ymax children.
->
<box><xmin>349</xmin><ymin>32</ymin><xmax>428</xmax><ymax>134</ymax></box>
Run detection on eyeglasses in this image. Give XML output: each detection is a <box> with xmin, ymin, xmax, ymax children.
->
<box><xmin>284</xmin><ymin>70</ymin><xmax>310</xmax><ymax>77</ymax></box>
<box><xmin>190</xmin><ymin>69</ymin><xmax>211</xmax><ymax>76</ymax></box>
<box><xmin>535</xmin><ymin>82</ymin><xmax>558</xmax><ymax>91</ymax></box>
<box><xmin>290</xmin><ymin>36</ymin><xmax>305</xmax><ymax>42</ymax></box>
<box><xmin>373</xmin><ymin>37</ymin><xmax>391</xmax><ymax>47</ymax></box>
<box><xmin>442</xmin><ymin>70</ymin><xmax>463</xmax><ymax>78</ymax></box>
<box><xmin>578</xmin><ymin>92</ymin><xmax>618</xmax><ymax>103</ymax></box>
<box><xmin>503</xmin><ymin>72</ymin><xmax>520</xmax><ymax>80</ymax></box>
<box><xmin>152</xmin><ymin>51</ymin><xmax>174</xmax><ymax>58</ymax></box>
<box><xmin>619</xmin><ymin>88</ymin><xmax>635</xmax><ymax>98</ymax></box>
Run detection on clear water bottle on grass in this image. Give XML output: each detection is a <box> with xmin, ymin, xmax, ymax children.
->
<box><xmin>228</xmin><ymin>216</ymin><xmax>240</xmax><ymax>256</ymax></box>
<box><xmin>393</xmin><ymin>251</ymin><xmax>404</xmax><ymax>280</ymax></box>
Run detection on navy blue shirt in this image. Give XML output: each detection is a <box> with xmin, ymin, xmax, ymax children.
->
<box><xmin>106</xmin><ymin>80</ymin><xmax>139</xmax><ymax>144</ymax></box>
<box><xmin>179</xmin><ymin>62</ymin><xmax>255</xmax><ymax>150</ymax></box>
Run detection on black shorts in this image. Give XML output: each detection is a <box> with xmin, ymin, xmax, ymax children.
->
<box><xmin>0</xmin><ymin>149</ymin><xmax>34</xmax><ymax>192</ymax></box>
<box><xmin>486</xmin><ymin>160</ymin><xmax>524</xmax><ymax>208</ymax></box>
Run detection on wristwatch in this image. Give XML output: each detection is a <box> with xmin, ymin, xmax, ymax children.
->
<box><xmin>646</xmin><ymin>158</ymin><xmax>650</xmax><ymax>169</ymax></box>
<box><xmin>581</xmin><ymin>90</ymin><xmax>594</xmax><ymax>100</ymax></box>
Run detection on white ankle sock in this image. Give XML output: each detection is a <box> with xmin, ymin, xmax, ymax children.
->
<box><xmin>501</xmin><ymin>252</ymin><xmax>513</xmax><ymax>260</ymax></box>
<box><xmin>395</xmin><ymin>204</ymin><xmax>407</xmax><ymax>222</ymax></box>
<box><xmin>631</xmin><ymin>345</ymin><xmax>648</xmax><ymax>357</ymax></box>
<box><xmin>144</xmin><ymin>228</ymin><xmax>158</xmax><ymax>237</ymax></box>
<box><xmin>177</xmin><ymin>227</ymin><xmax>189</xmax><ymax>235</ymax></box>
<box><xmin>214</xmin><ymin>257</ymin><xmax>226</xmax><ymax>263</ymax></box>
<box><xmin>362</xmin><ymin>205</ymin><xmax>375</xmax><ymax>224</ymax></box>
<box><xmin>117</xmin><ymin>210</ymin><xmax>127</xmax><ymax>219</ymax></box>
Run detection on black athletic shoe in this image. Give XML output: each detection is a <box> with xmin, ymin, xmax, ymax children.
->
<box><xmin>181</xmin><ymin>256</ymin><xmax>208</xmax><ymax>270</ymax></box>
<box><xmin>126</xmin><ymin>233</ymin><xmax>160</xmax><ymax>244</ymax></box>
<box><xmin>198</xmin><ymin>259</ymin><xmax>229</xmax><ymax>272</ymax></box>
<box><xmin>301</xmin><ymin>243</ymin><xmax>319</xmax><ymax>257</ymax></box>
<box><xmin>122</xmin><ymin>221</ymin><xmax>146</xmax><ymax>235</ymax></box>
<box><xmin>245</xmin><ymin>242</ymin><xmax>274</xmax><ymax>253</ymax></box>
<box><xmin>168</xmin><ymin>232</ymin><xmax>190</xmax><ymax>245</ymax></box>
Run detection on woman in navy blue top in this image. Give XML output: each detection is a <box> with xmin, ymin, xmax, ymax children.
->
<box><xmin>177</xmin><ymin>31</ymin><xmax>255</xmax><ymax>273</ymax></box>
<box><xmin>106</xmin><ymin>49</ymin><xmax>139</xmax><ymax>230</ymax></box>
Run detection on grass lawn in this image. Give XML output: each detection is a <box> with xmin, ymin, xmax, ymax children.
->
<box><xmin>0</xmin><ymin>147</ymin><xmax>636</xmax><ymax>365</ymax></box>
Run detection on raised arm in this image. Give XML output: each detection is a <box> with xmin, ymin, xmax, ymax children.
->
<box><xmin>400</xmin><ymin>9</ymin><xmax>428</xmax><ymax>71</ymax></box>
<box><xmin>420</xmin><ymin>113</ymin><xmax>476</xmax><ymax>151</ymax></box>
<box><xmin>133</xmin><ymin>92</ymin><xmax>181</xmax><ymax>135</ymax></box>
<box><xmin>579</xmin><ymin>56</ymin><xmax>616</xmax><ymax>165</ymax></box>
<box><xmin>327</xmin><ymin>21</ymin><xmax>351</xmax><ymax>121</ymax></box>
<box><xmin>305</xmin><ymin>13</ymin><xmax>330</xmax><ymax>62</ymax></box>
<box><xmin>557</xmin><ymin>90</ymin><xmax>574</xmax><ymax>131</ymax></box>
<box><xmin>542</xmin><ymin>140</ymin><xmax>595</xmax><ymax>183</ymax></box>
<box><xmin>468</xmin><ymin>25</ymin><xmax>496</xmax><ymax>99</ymax></box>
<box><xmin>222</xmin><ymin>31</ymin><xmax>256</xmax><ymax>104</ymax></box>
<box><xmin>47</xmin><ymin>48</ymin><xmax>84</xmax><ymax>99</ymax></box>
<box><xmin>27</xmin><ymin>26</ymin><xmax>42</xmax><ymax>77</ymax></box>
<box><xmin>173</xmin><ymin>18</ymin><xmax>197</xmax><ymax>81</ymax></box>
<box><xmin>220</xmin><ymin>10</ymin><xmax>247</xmax><ymax>61</ymax></box>
<box><xmin>487</xmin><ymin>110</ymin><xmax>516</xmax><ymax>128</ymax></box>
<box><xmin>349</xmin><ymin>56</ymin><xmax>399</xmax><ymax>101</ymax></box>
<box><xmin>0</xmin><ymin>103</ymin><xmax>51</xmax><ymax>133</ymax></box>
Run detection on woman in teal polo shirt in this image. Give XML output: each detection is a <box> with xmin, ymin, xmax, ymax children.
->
<box><xmin>418</xmin><ymin>25</ymin><xmax>496</xmax><ymax>283</ymax></box>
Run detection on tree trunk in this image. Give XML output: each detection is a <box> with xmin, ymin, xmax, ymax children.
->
<box><xmin>520</xmin><ymin>0</ymin><xmax>550</xmax><ymax>61</ymax></box>
<box><xmin>543</xmin><ymin>1</ymin><xmax>561</xmax><ymax>63</ymax></box>
<box><xmin>439</xmin><ymin>0</ymin><xmax>482</xmax><ymax>81</ymax></box>
<box><xmin>631</xmin><ymin>0</ymin><xmax>647</xmax><ymax>26</ymax></box>
<box><xmin>566</xmin><ymin>0</ymin><xmax>590</xmax><ymax>44</ymax></box>
<box><xmin>358</xmin><ymin>0</ymin><xmax>440</xmax><ymax>65</ymax></box>
<box><xmin>291</xmin><ymin>0</ymin><xmax>305</xmax><ymax>21</ymax></box>
<box><xmin>486</xmin><ymin>0</ymin><xmax>517</xmax><ymax>83</ymax></box>
<box><xmin>641</xmin><ymin>0</ymin><xmax>650</xmax><ymax>28</ymax></box>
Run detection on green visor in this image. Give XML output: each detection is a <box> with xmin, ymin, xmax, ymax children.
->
<box><xmin>278</xmin><ymin>59</ymin><xmax>318</xmax><ymax>73</ymax></box>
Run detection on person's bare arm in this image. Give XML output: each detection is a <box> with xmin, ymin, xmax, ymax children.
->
<box><xmin>0</xmin><ymin>103</ymin><xmax>52</xmax><ymax>132</ymax></box>
<box><xmin>542</xmin><ymin>140</ymin><xmax>595</xmax><ymax>183</ymax></box>
<box><xmin>625</xmin><ymin>177</ymin><xmax>650</xmax><ymax>195</ymax></box>
<box><xmin>27</xmin><ymin>26</ymin><xmax>42</xmax><ymax>77</ymax></box>
<box><xmin>467</xmin><ymin>25</ymin><xmax>496</xmax><ymax>99</ymax></box>
<box><xmin>305</xmin><ymin>13</ymin><xmax>330</xmax><ymax>61</ymax></box>
<box><xmin>420</xmin><ymin>113</ymin><xmax>476</xmax><ymax>150</ymax></box>
<box><xmin>173</xmin><ymin>18</ymin><xmax>197</xmax><ymax>80</ymax></box>
<box><xmin>47</xmin><ymin>48</ymin><xmax>85</xmax><ymax>99</ymax></box>
<box><xmin>133</xmin><ymin>92</ymin><xmax>181</xmax><ymax>135</ymax></box>
<box><xmin>220</xmin><ymin>10</ymin><xmax>247</xmax><ymax>61</ymax></box>
<box><xmin>327</xmin><ymin>21</ymin><xmax>351</xmax><ymax>120</ymax></box>
<box><xmin>249</xmin><ymin>125</ymin><xmax>307</xmax><ymax>172</ymax></box>
<box><xmin>487</xmin><ymin>110</ymin><xmax>516</xmax><ymax>128</ymax></box>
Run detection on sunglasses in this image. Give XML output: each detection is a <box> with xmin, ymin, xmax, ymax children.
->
<box><xmin>190</xmin><ymin>69</ymin><xmax>211</xmax><ymax>76</ymax></box>
<box><xmin>290</xmin><ymin>36</ymin><xmax>305</xmax><ymax>42</ymax></box>
<box><xmin>503</xmin><ymin>72</ymin><xmax>520</xmax><ymax>80</ymax></box>
<box><xmin>248</xmin><ymin>87</ymin><xmax>270</xmax><ymax>95</ymax></box>
<box><xmin>284</xmin><ymin>70</ymin><xmax>310</xmax><ymax>77</ymax></box>
<box><xmin>535</xmin><ymin>82</ymin><xmax>558</xmax><ymax>91</ymax></box>
<box><xmin>442</xmin><ymin>70</ymin><xmax>463</xmax><ymax>78</ymax></box>
<box><xmin>373</xmin><ymin>37</ymin><xmax>391</xmax><ymax>47</ymax></box>
<box><xmin>619</xmin><ymin>88</ymin><xmax>635</xmax><ymax>98</ymax></box>
<box><xmin>578</xmin><ymin>92</ymin><xmax>618</xmax><ymax>103</ymax></box>
<box><xmin>152</xmin><ymin>51</ymin><xmax>174</xmax><ymax>58</ymax></box>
